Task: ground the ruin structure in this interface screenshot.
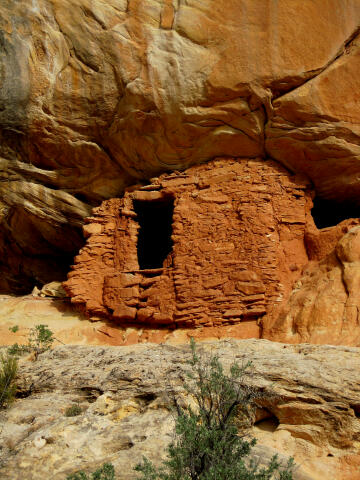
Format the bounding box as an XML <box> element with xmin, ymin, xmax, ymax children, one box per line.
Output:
<box><xmin>64</xmin><ymin>158</ymin><xmax>316</xmax><ymax>330</ymax></box>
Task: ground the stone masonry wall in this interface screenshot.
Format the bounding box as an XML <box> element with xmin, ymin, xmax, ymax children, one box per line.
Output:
<box><xmin>64</xmin><ymin>158</ymin><xmax>314</xmax><ymax>329</ymax></box>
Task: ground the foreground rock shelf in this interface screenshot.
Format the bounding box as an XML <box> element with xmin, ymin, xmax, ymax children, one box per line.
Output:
<box><xmin>0</xmin><ymin>294</ymin><xmax>261</xmax><ymax>346</ymax></box>
<box><xmin>1</xmin><ymin>340</ymin><xmax>360</xmax><ymax>480</ymax></box>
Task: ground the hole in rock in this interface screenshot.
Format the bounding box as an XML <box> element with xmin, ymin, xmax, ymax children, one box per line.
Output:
<box><xmin>80</xmin><ymin>386</ymin><xmax>103</xmax><ymax>403</ymax></box>
<box><xmin>135</xmin><ymin>392</ymin><xmax>157</xmax><ymax>406</ymax></box>
<box><xmin>351</xmin><ymin>404</ymin><xmax>360</xmax><ymax>418</ymax></box>
<box><xmin>73</xmin><ymin>193</ymin><xmax>90</xmax><ymax>204</ymax></box>
<box><xmin>254</xmin><ymin>416</ymin><xmax>280</xmax><ymax>433</ymax></box>
<box><xmin>311</xmin><ymin>197</ymin><xmax>360</xmax><ymax>229</ymax></box>
<box><xmin>133</xmin><ymin>197</ymin><xmax>174</xmax><ymax>270</ymax></box>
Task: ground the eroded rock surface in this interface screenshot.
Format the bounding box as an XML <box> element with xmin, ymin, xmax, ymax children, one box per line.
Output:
<box><xmin>1</xmin><ymin>341</ymin><xmax>360</xmax><ymax>480</ymax></box>
<box><xmin>266</xmin><ymin>32</ymin><xmax>360</xmax><ymax>204</ymax></box>
<box><xmin>266</xmin><ymin>225</ymin><xmax>360</xmax><ymax>345</ymax></box>
<box><xmin>1</xmin><ymin>0</ymin><xmax>360</xmax><ymax>291</ymax></box>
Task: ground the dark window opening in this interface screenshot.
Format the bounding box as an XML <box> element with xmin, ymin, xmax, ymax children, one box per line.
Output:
<box><xmin>311</xmin><ymin>197</ymin><xmax>360</xmax><ymax>229</ymax></box>
<box><xmin>133</xmin><ymin>197</ymin><xmax>174</xmax><ymax>270</ymax></box>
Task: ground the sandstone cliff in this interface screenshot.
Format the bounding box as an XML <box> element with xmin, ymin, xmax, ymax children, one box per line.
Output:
<box><xmin>2</xmin><ymin>4</ymin><xmax>360</xmax><ymax>479</ymax></box>
<box><xmin>1</xmin><ymin>0</ymin><xmax>360</xmax><ymax>294</ymax></box>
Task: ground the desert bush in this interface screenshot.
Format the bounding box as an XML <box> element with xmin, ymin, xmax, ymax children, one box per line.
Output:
<box><xmin>0</xmin><ymin>352</ymin><xmax>18</xmax><ymax>409</ymax></box>
<box><xmin>66</xmin><ymin>462</ymin><xmax>115</xmax><ymax>480</ymax></box>
<box><xmin>28</xmin><ymin>324</ymin><xmax>55</xmax><ymax>354</ymax></box>
<box><xmin>135</xmin><ymin>339</ymin><xmax>294</xmax><ymax>480</ymax></box>
<box><xmin>65</xmin><ymin>404</ymin><xmax>82</xmax><ymax>417</ymax></box>
<box><xmin>8</xmin><ymin>324</ymin><xmax>55</xmax><ymax>358</ymax></box>
<box><xmin>65</xmin><ymin>341</ymin><xmax>293</xmax><ymax>480</ymax></box>
<box><xmin>7</xmin><ymin>342</ymin><xmax>29</xmax><ymax>356</ymax></box>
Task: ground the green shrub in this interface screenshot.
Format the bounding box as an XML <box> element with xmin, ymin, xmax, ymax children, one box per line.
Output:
<box><xmin>135</xmin><ymin>339</ymin><xmax>294</xmax><ymax>480</ymax></box>
<box><xmin>66</xmin><ymin>463</ymin><xmax>115</xmax><ymax>480</ymax></box>
<box><xmin>8</xmin><ymin>324</ymin><xmax>55</xmax><ymax>358</ymax></box>
<box><xmin>65</xmin><ymin>404</ymin><xmax>82</xmax><ymax>417</ymax></box>
<box><xmin>0</xmin><ymin>352</ymin><xmax>18</xmax><ymax>409</ymax></box>
<box><xmin>7</xmin><ymin>343</ymin><xmax>29</xmax><ymax>356</ymax></box>
<box><xmin>28</xmin><ymin>324</ymin><xmax>55</xmax><ymax>354</ymax></box>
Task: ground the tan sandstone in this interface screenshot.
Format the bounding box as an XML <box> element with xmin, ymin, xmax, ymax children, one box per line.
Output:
<box><xmin>1</xmin><ymin>340</ymin><xmax>360</xmax><ymax>480</ymax></box>
<box><xmin>265</xmin><ymin>226</ymin><xmax>360</xmax><ymax>346</ymax></box>
<box><xmin>267</xmin><ymin>31</ymin><xmax>360</xmax><ymax>204</ymax></box>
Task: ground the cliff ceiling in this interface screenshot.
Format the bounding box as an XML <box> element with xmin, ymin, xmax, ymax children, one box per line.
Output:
<box><xmin>0</xmin><ymin>1</ymin><xmax>360</xmax><ymax>329</ymax></box>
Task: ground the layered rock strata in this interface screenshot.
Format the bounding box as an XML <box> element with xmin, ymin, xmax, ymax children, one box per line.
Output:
<box><xmin>1</xmin><ymin>0</ymin><xmax>360</xmax><ymax>291</ymax></box>
<box><xmin>266</xmin><ymin>32</ymin><xmax>360</xmax><ymax>204</ymax></box>
<box><xmin>1</xmin><ymin>341</ymin><xmax>360</xmax><ymax>480</ymax></box>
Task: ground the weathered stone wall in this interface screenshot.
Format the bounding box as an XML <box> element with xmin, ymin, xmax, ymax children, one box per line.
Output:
<box><xmin>64</xmin><ymin>158</ymin><xmax>314</xmax><ymax>329</ymax></box>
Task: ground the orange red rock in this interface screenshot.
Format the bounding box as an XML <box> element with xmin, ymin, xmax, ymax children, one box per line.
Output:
<box><xmin>266</xmin><ymin>225</ymin><xmax>360</xmax><ymax>346</ymax></box>
<box><xmin>65</xmin><ymin>154</ymin><xmax>360</xmax><ymax>344</ymax></box>
<box><xmin>267</xmin><ymin>32</ymin><xmax>360</xmax><ymax>204</ymax></box>
<box><xmin>64</xmin><ymin>158</ymin><xmax>314</xmax><ymax>329</ymax></box>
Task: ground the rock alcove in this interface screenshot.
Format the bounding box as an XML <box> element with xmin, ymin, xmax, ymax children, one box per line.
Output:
<box><xmin>311</xmin><ymin>197</ymin><xmax>360</xmax><ymax>229</ymax></box>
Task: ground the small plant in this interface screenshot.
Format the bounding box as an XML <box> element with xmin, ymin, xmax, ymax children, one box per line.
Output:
<box><xmin>0</xmin><ymin>352</ymin><xmax>18</xmax><ymax>409</ymax></box>
<box><xmin>66</xmin><ymin>463</ymin><xmax>115</xmax><ymax>480</ymax></box>
<box><xmin>65</xmin><ymin>404</ymin><xmax>83</xmax><ymax>417</ymax></box>
<box><xmin>28</xmin><ymin>324</ymin><xmax>55</xmax><ymax>354</ymax></box>
<box><xmin>8</xmin><ymin>324</ymin><xmax>55</xmax><ymax>359</ymax></box>
<box><xmin>135</xmin><ymin>339</ymin><xmax>294</xmax><ymax>480</ymax></box>
<box><xmin>7</xmin><ymin>343</ymin><xmax>29</xmax><ymax>356</ymax></box>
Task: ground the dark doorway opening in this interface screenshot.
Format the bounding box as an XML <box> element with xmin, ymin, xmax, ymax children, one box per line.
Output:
<box><xmin>311</xmin><ymin>197</ymin><xmax>360</xmax><ymax>229</ymax></box>
<box><xmin>133</xmin><ymin>197</ymin><xmax>174</xmax><ymax>270</ymax></box>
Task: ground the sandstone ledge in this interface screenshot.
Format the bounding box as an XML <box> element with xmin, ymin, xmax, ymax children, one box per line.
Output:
<box><xmin>1</xmin><ymin>340</ymin><xmax>360</xmax><ymax>480</ymax></box>
<box><xmin>0</xmin><ymin>294</ymin><xmax>260</xmax><ymax>347</ymax></box>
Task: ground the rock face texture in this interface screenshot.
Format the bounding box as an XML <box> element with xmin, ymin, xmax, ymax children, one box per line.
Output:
<box><xmin>64</xmin><ymin>158</ymin><xmax>314</xmax><ymax>329</ymax></box>
<box><xmin>1</xmin><ymin>0</ymin><xmax>360</xmax><ymax>292</ymax></box>
<box><xmin>266</xmin><ymin>31</ymin><xmax>360</xmax><ymax>204</ymax></box>
<box><xmin>1</xmin><ymin>341</ymin><xmax>360</xmax><ymax>480</ymax></box>
<box><xmin>267</xmin><ymin>225</ymin><xmax>360</xmax><ymax>346</ymax></box>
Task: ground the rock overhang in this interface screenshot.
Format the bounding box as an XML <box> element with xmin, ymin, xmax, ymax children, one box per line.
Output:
<box><xmin>0</xmin><ymin>1</ymin><xmax>359</xmax><ymax>345</ymax></box>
